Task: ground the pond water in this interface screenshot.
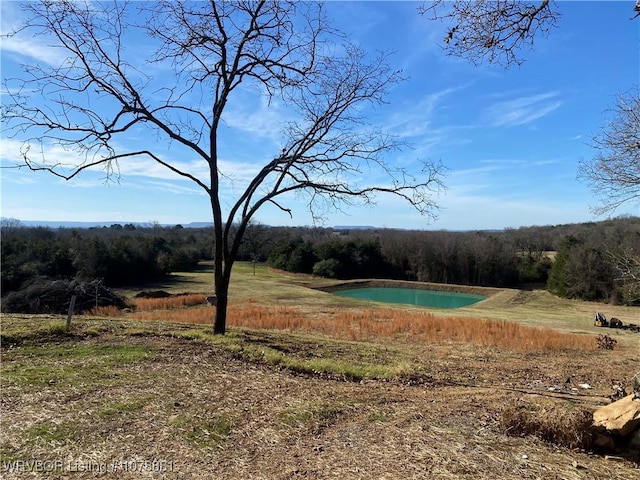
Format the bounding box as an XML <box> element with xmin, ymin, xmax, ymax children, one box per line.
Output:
<box><xmin>334</xmin><ymin>287</ymin><xmax>485</xmax><ymax>309</ymax></box>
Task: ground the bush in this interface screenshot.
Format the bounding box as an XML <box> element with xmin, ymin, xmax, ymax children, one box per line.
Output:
<box><xmin>267</xmin><ymin>239</ymin><xmax>316</xmax><ymax>273</ymax></box>
<box><xmin>312</xmin><ymin>258</ymin><xmax>342</xmax><ymax>278</ymax></box>
<box><xmin>168</xmin><ymin>246</ymin><xmax>201</xmax><ymax>271</ymax></box>
<box><xmin>595</xmin><ymin>334</ymin><xmax>617</xmax><ymax>350</ymax></box>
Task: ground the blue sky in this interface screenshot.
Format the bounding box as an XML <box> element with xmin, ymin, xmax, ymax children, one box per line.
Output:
<box><xmin>1</xmin><ymin>1</ymin><xmax>639</xmax><ymax>230</ymax></box>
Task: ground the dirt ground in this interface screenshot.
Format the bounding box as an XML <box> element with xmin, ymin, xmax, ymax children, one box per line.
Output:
<box><xmin>2</xmin><ymin>322</ymin><xmax>639</xmax><ymax>480</ymax></box>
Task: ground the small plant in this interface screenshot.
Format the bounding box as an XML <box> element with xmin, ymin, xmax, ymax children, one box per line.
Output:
<box><xmin>25</xmin><ymin>421</ymin><xmax>79</xmax><ymax>446</ymax></box>
<box><xmin>277</xmin><ymin>403</ymin><xmax>341</xmax><ymax>428</ymax></box>
<box><xmin>369</xmin><ymin>411</ymin><xmax>391</xmax><ymax>423</ymax></box>
<box><xmin>595</xmin><ymin>334</ymin><xmax>617</xmax><ymax>350</ymax></box>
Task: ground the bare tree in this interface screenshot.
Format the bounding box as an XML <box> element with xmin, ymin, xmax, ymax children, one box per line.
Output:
<box><xmin>580</xmin><ymin>90</ymin><xmax>640</xmax><ymax>302</ymax></box>
<box><xmin>0</xmin><ymin>218</ymin><xmax>23</xmax><ymax>239</ymax></box>
<box><xmin>608</xmin><ymin>246</ymin><xmax>640</xmax><ymax>305</ymax></box>
<box><xmin>2</xmin><ymin>1</ymin><xmax>444</xmax><ymax>334</ymax></box>
<box><xmin>578</xmin><ymin>89</ymin><xmax>640</xmax><ymax>216</ymax></box>
<box><xmin>419</xmin><ymin>0</ymin><xmax>560</xmax><ymax>68</ymax></box>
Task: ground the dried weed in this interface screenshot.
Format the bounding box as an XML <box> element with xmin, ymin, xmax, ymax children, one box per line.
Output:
<box><xmin>129</xmin><ymin>305</ymin><xmax>595</xmax><ymax>352</ymax></box>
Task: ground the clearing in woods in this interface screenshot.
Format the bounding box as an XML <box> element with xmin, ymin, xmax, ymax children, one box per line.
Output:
<box><xmin>1</xmin><ymin>262</ymin><xmax>639</xmax><ymax>479</ymax></box>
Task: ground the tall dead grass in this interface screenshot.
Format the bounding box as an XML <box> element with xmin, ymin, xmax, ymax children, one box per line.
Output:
<box><xmin>132</xmin><ymin>294</ymin><xmax>208</xmax><ymax>311</ymax></box>
<box><xmin>85</xmin><ymin>305</ymin><xmax>124</xmax><ymax>317</ymax></box>
<box><xmin>84</xmin><ymin>294</ymin><xmax>207</xmax><ymax>317</ymax></box>
<box><xmin>129</xmin><ymin>304</ymin><xmax>596</xmax><ymax>352</ymax></box>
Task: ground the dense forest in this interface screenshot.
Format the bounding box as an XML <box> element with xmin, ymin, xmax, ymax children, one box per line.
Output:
<box><xmin>1</xmin><ymin>216</ymin><xmax>639</xmax><ymax>313</ymax></box>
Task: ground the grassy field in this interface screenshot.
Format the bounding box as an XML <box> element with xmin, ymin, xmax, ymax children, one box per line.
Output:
<box><xmin>2</xmin><ymin>262</ymin><xmax>639</xmax><ymax>479</ymax></box>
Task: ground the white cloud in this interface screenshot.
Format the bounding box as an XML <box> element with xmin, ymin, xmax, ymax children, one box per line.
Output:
<box><xmin>223</xmin><ymin>90</ymin><xmax>289</xmax><ymax>144</ymax></box>
<box><xmin>436</xmin><ymin>194</ymin><xmax>590</xmax><ymax>230</ymax></box>
<box><xmin>0</xmin><ymin>138</ymin><xmax>27</xmax><ymax>165</ymax></box>
<box><xmin>1</xmin><ymin>35</ymin><xmax>68</xmax><ymax>67</ymax></box>
<box><xmin>388</xmin><ymin>87</ymin><xmax>462</xmax><ymax>138</ymax></box>
<box><xmin>4</xmin><ymin>136</ymin><xmax>205</xmax><ymax>179</ymax></box>
<box><xmin>483</xmin><ymin>92</ymin><xmax>563</xmax><ymax>127</ymax></box>
<box><xmin>0</xmin><ymin>171</ymin><xmax>38</xmax><ymax>186</ymax></box>
<box><xmin>142</xmin><ymin>179</ymin><xmax>201</xmax><ymax>194</ymax></box>
<box><xmin>0</xmin><ymin>2</ymin><xmax>68</xmax><ymax>67</ymax></box>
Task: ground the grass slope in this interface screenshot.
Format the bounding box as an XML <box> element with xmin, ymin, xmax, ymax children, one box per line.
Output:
<box><xmin>2</xmin><ymin>262</ymin><xmax>639</xmax><ymax>479</ymax></box>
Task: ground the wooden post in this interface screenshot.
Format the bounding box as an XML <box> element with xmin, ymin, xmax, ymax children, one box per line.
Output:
<box><xmin>66</xmin><ymin>295</ymin><xmax>77</xmax><ymax>331</ymax></box>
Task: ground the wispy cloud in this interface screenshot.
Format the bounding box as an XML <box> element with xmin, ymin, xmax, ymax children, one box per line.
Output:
<box><xmin>223</xmin><ymin>88</ymin><xmax>289</xmax><ymax>144</ymax></box>
<box><xmin>384</xmin><ymin>86</ymin><xmax>476</xmax><ymax>159</ymax></box>
<box><xmin>433</xmin><ymin>190</ymin><xmax>593</xmax><ymax>230</ymax></box>
<box><xmin>0</xmin><ymin>170</ymin><xmax>38</xmax><ymax>186</ymax></box>
<box><xmin>1</xmin><ymin>132</ymin><xmax>272</xmax><ymax>197</ymax></box>
<box><xmin>446</xmin><ymin>156</ymin><xmax>563</xmax><ymax>199</ymax></box>
<box><xmin>483</xmin><ymin>92</ymin><xmax>563</xmax><ymax>127</ymax></box>
<box><xmin>1</xmin><ymin>35</ymin><xmax>68</xmax><ymax>67</ymax></box>
<box><xmin>478</xmin><ymin>157</ymin><xmax>558</xmax><ymax>169</ymax></box>
<box><xmin>135</xmin><ymin>180</ymin><xmax>204</xmax><ymax>196</ymax></box>
<box><xmin>0</xmin><ymin>2</ymin><xmax>67</xmax><ymax>67</ymax></box>
<box><xmin>388</xmin><ymin>87</ymin><xmax>461</xmax><ymax>137</ymax></box>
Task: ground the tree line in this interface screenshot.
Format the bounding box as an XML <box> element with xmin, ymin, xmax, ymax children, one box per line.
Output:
<box><xmin>3</xmin><ymin>216</ymin><xmax>638</xmax><ymax>312</ymax></box>
<box><xmin>264</xmin><ymin>216</ymin><xmax>639</xmax><ymax>306</ymax></box>
<box><xmin>0</xmin><ymin>223</ymin><xmax>213</xmax><ymax>293</ymax></box>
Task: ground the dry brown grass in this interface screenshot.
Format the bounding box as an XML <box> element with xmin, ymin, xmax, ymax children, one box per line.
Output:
<box><xmin>127</xmin><ymin>304</ymin><xmax>596</xmax><ymax>352</ymax></box>
<box><xmin>499</xmin><ymin>399</ymin><xmax>596</xmax><ymax>450</ymax></box>
<box><xmin>131</xmin><ymin>293</ymin><xmax>207</xmax><ymax>311</ymax></box>
<box><xmin>85</xmin><ymin>305</ymin><xmax>123</xmax><ymax>317</ymax></box>
<box><xmin>85</xmin><ymin>294</ymin><xmax>207</xmax><ymax>317</ymax></box>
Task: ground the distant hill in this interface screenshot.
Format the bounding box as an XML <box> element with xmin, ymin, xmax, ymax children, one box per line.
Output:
<box><xmin>333</xmin><ymin>225</ymin><xmax>377</xmax><ymax>230</ymax></box>
<box><xmin>2</xmin><ymin>219</ymin><xmax>378</xmax><ymax>230</ymax></box>
<box><xmin>0</xmin><ymin>218</ymin><xmax>213</xmax><ymax>229</ymax></box>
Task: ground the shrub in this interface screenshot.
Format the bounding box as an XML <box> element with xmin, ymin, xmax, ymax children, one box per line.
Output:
<box><xmin>595</xmin><ymin>334</ymin><xmax>617</xmax><ymax>350</ymax></box>
<box><xmin>85</xmin><ymin>305</ymin><xmax>124</xmax><ymax>317</ymax></box>
<box><xmin>131</xmin><ymin>294</ymin><xmax>207</xmax><ymax>311</ymax></box>
<box><xmin>312</xmin><ymin>258</ymin><xmax>342</xmax><ymax>278</ymax></box>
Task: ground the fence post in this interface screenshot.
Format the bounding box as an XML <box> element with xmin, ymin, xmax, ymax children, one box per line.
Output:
<box><xmin>66</xmin><ymin>295</ymin><xmax>77</xmax><ymax>331</ymax></box>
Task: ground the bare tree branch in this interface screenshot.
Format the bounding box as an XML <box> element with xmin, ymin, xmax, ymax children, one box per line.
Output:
<box><xmin>420</xmin><ymin>0</ymin><xmax>560</xmax><ymax>68</ymax></box>
<box><xmin>578</xmin><ymin>88</ymin><xmax>640</xmax><ymax>215</ymax></box>
<box><xmin>608</xmin><ymin>246</ymin><xmax>640</xmax><ymax>304</ymax></box>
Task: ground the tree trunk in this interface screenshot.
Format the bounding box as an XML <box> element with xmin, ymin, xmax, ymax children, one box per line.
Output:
<box><xmin>213</xmin><ymin>287</ymin><xmax>228</xmax><ymax>335</ymax></box>
<box><xmin>213</xmin><ymin>259</ymin><xmax>232</xmax><ymax>335</ymax></box>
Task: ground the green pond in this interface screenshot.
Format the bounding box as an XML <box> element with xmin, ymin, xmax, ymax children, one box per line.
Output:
<box><xmin>334</xmin><ymin>287</ymin><xmax>486</xmax><ymax>309</ymax></box>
